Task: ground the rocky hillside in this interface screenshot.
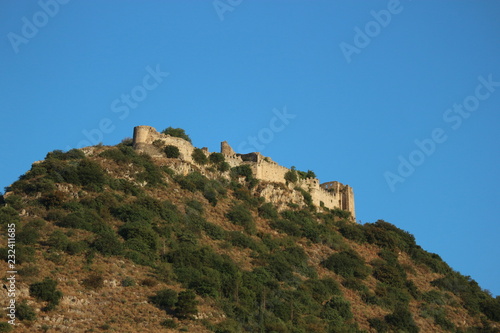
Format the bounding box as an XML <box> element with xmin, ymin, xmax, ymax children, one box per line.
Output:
<box><xmin>0</xmin><ymin>139</ymin><xmax>499</xmax><ymax>333</ymax></box>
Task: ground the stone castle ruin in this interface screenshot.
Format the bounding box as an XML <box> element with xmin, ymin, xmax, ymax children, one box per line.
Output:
<box><xmin>133</xmin><ymin>125</ymin><xmax>355</xmax><ymax>220</ymax></box>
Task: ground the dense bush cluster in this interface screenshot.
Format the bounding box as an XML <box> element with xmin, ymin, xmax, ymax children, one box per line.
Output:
<box><xmin>322</xmin><ymin>249</ymin><xmax>370</xmax><ymax>280</ymax></box>
<box><xmin>161</xmin><ymin>127</ymin><xmax>192</xmax><ymax>143</ymax></box>
<box><xmin>226</xmin><ymin>204</ymin><xmax>256</xmax><ymax>234</ymax></box>
<box><xmin>192</xmin><ymin>148</ymin><xmax>208</xmax><ymax>165</ymax></box>
<box><xmin>284</xmin><ymin>167</ymin><xmax>316</xmax><ymax>183</ymax></box>
<box><xmin>164</xmin><ymin>145</ymin><xmax>180</xmax><ymax>158</ymax></box>
<box><xmin>29</xmin><ymin>278</ymin><xmax>63</xmax><ymax>311</ymax></box>
<box><xmin>176</xmin><ymin>172</ymin><xmax>226</xmax><ymax>206</ymax></box>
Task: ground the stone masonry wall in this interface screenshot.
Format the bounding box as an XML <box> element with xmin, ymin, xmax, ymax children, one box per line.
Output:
<box><xmin>133</xmin><ymin>125</ymin><xmax>195</xmax><ymax>163</ymax></box>
<box><xmin>133</xmin><ymin>125</ymin><xmax>356</xmax><ymax>220</ymax></box>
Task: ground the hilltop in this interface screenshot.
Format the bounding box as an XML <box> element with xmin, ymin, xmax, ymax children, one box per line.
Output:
<box><xmin>0</xmin><ymin>126</ymin><xmax>499</xmax><ymax>333</ymax></box>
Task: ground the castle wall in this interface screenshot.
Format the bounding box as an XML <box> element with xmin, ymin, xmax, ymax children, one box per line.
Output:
<box><xmin>221</xmin><ymin>141</ymin><xmax>243</xmax><ymax>167</ymax></box>
<box><xmin>133</xmin><ymin>125</ymin><xmax>195</xmax><ymax>163</ymax></box>
<box><xmin>254</xmin><ymin>160</ymin><xmax>289</xmax><ymax>183</ymax></box>
<box><xmin>133</xmin><ymin>125</ymin><xmax>355</xmax><ymax>220</ymax></box>
<box><xmin>320</xmin><ymin>181</ymin><xmax>356</xmax><ymax>220</ymax></box>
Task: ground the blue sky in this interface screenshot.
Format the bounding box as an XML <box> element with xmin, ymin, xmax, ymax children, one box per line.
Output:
<box><xmin>1</xmin><ymin>1</ymin><xmax>499</xmax><ymax>295</ymax></box>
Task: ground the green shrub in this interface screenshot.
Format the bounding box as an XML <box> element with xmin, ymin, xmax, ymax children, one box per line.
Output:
<box><xmin>188</xmin><ymin>271</ymin><xmax>221</xmax><ymax>298</ymax></box>
<box><xmin>29</xmin><ymin>278</ymin><xmax>63</xmax><ymax>310</ymax></box>
<box><xmin>4</xmin><ymin>194</ymin><xmax>24</xmax><ymax>210</ymax></box>
<box><xmin>258</xmin><ymin>202</ymin><xmax>278</xmax><ymax>219</ymax></box>
<box><xmin>409</xmin><ymin>246</ymin><xmax>450</xmax><ymax>274</ymax></box>
<box><xmin>0</xmin><ymin>206</ymin><xmax>20</xmax><ymax>226</ymax></box>
<box><xmin>265</xmin><ymin>246</ymin><xmax>315</xmax><ymax>282</ymax></box>
<box><xmin>66</xmin><ymin>241</ymin><xmax>88</xmax><ymax>255</ymax></box>
<box><xmin>384</xmin><ymin>307</ymin><xmax>419</xmax><ymax>333</ymax></box>
<box><xmin>331</xmin><ymin>208</ymin><xmax>351</xmax><ymax>219</ymax></box>
<box><xmin>186</xmin><ymin>200</ymin><xmax>204</xmax><ymax>215</ymax></box>
<box><xmin>1</xmin><ymin>245</ymin><xmax>35</xmax><ymax>264</ymax></box>
<box><xmin>161</xmin><ymin>127</ymin><xmax>192</xmax><ymax>143</ymax></box>
<box><xmin>227</xmin><ymin>231</ymin><xmax>259</xmax><ymax>250</ymax></box>
<box><xmin>16</xmin><ymin>300</ymin><xmax>36</xmax><ymax>321</ymax></box>
<box><xmin>25</xmin><ymin>218</ymin><xmax>46</xmax><ymax>229</ymax></box>
<box><xmin>164</xmin><ymin>145</ymin><xmax>180</xmax><ymax>158</ymax></box>
<box><xmin>301</xmin><ymin>278</ymin><xmax>341</xmax><ymax>303</ymax></box>
<box><xmin>18</xmin><ymin>225</ymin><xmax>40</xmax><ymax>245</ymax></box>
<box><xmin>480</xmin><ymin>297</ymin><xmax>500</xmax><ymax>322</ymax></box>
<box><xmin>119</xmin><ymin>137</ymin><xmax>133</xmax><ymax>146</ymax></box>
<box><xmin>121</xmin><ymin>277</ymin><xmax>136</xmax><ymax>287</ymax></box>
<box><xmin>46</xmin><ymin>149</ymin><xmax>86</xmax><ymax>160</ymax></box>
<box><xmin>46</xmin><ymin>230</ymin><xmax>69</xmax><ymax>251</ymax></box>
<box><xmin>230</xmin><ymin>165</ymin><xmax>253</xmax><ymax>182</ymax></box>
<box><xmin>421</xmin><ymin>290</ymin><xmax>448</xmax><ymax>305</ymax></box>
<box><xmin>420</xmin><ymin>304</ymin><xmax>455</xmax><ymax>331</ymax></box>
<box><xmin>271</xmin><ymin>209</ymin><xmax>325</xmax><ymax>242</ymax></box>
<box><xmin>18</xmin><ymin>265</ymin><xmax>40</xmax><ymax>278</ymax></box>
<box><xmin>337</xmin><ymin>220</ymin><xmax>366</xmax><ymax>243</ymax></box>
<box><xmin>76</xmin><ymin>160</ymin><xmax>107</xmax><ymax>190</ymax></box>
<box><xmin>135</xmin><ymin>157</ymin><xmax>165</xmax><ymax>187</ymax></box>
<box><xmin>175</xmin><ymin>290</ymin><xmax>198</xmax><ymax>319</ymax></box>
<box><xmin>160</xmin><ymin>319</ymin><xmax>177</xmax><ymax>328</ymax></box>
<box><xmin>99</xmin><ymin>146</ymin><xmax>138</xmax><ymax>164</ymax></box>
<box><xmin>322</xmin><ymin>249</ymin><xmax>370</xmax><ymax>279</ymax></box>
<box><xmin>176</xmin><ymin>172</ymin><xmax>209</xmax><ymax>192</ymax></box>
<box><xmin>342</xmin><ymin>277</ymin><xmax>369</xmax><ymax>293</ymax></box>
<box><xmin>297</xmin><ymin>169</ymin><xmax>316</xmax><ymax>179</ymax></box>
<box><xmin>204</xmin><ymin>185</ymin><xmax>218</xmax><ymax>206</ymax></box>
<box><xmin>226</xmin><ymin>204</ymin><xmax>256</xmax><ymax>234</ymax></box>
<box><xmin>218</xmin><ymin>161</ymin><xmax>230</xmax><ymax>172</ymax></box>
<box><xmin>119</xmin><ymin>223</ymin><xmax>158</xmax><ymax>251</ymax></box>
<box><xmin>192</xmin><ymin>148</ymin><xmax>208</xmax><ymax>165</ymax></box>
<box><xmin>201</xmin><ymin>221</ymin><xmax>226</xmax><ymax>240</ymax></box>
<box><xmin>150</xmin><ymin>288</ymin><xmax>178</xmax><ymax>310</ymax></box>
<box><xmin>364</xmin><ymin>220</ymin><xmax>416</xmax><ymax>252</ymax></box>
<box><xmin>430</xmin><ymin>272</ymin><xmax>488</xmax><ymax>316</ymax></box>
<box><xmin>209</xmin><ymin>152</ymin><xmax>225</xmax><ymax>164</ymax></box>
<box><xmin>92</xmin><ymin>231</ymin><xmax>123</xmax><ymax>256</ymax></box>
<box><xmin>0</xmin><ymin>322</ymin><xmax>13</xmax><ymax>333</ymax></box>
<box><xmin>375</xmin><ymin>283</ymin><xmax>411</xmax><ymax>310</ymax></box>
<box><xmin>154</xmin><ymin>263</ymin><xmax>175</xmax><ymax>284</ymax></box>
<box><xmin>368</xmin><ymin>318</ymin><xmax>389</xmax><ymax>333</ymax></box>
<box><xmin>39</xmin><ymin>190</ymin><xmax>68</xmax><ymax>209</ymax></box>
<box><xmin>284</xmin><ymin>169</ymin><xmax>298</xmax><ymax>183</ymax></box>
<box><xmin>372</xmin><ymin>259</ymin><xmax>407</xmax><ymax>289</ymax></box>
<box><xmin>295</xmin><ymin>187</ymin><xmax>314</xmax><ymax>209</ymax></box>
<box><xmin>321</xmin><ymin>295</ymin><xmax>353</xmax><ymax>321</ymax></box>
<box><xmin>232</xmin><ymin>186</ymin><xmax>260</xmax><ymax>207</ymax></box>
<box><xmin>10</xmin><ymin>176</ymin><xmax>56</xmax><ymax>195</ymax></box>
<box><xmin>270</xmin><ymin>219</ymin><xmax>302</xmax><ymax>237</ymax></box>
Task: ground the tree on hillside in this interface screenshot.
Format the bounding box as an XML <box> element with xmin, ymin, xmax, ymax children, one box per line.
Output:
<box><xmin>175</xmin><ymin>290</ymin><xmax>198</xmax><ymax>319</ymax></box>
<box><xmin>161</xmin><ymin>127</ymin><xmax>192</xmax><ymax>143</ymax></box>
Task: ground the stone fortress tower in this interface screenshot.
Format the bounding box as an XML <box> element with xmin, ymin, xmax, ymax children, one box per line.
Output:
<box><xmin>133</xmin><ymin>125</ymin><xmax>355</xmax><ymax>220</ymax></box>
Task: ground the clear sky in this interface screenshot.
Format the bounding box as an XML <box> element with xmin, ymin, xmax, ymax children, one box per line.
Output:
<box><xmin>1</xmin><ymin>1</ymin><xmax>499</xmax><ymax>295</ymax></box>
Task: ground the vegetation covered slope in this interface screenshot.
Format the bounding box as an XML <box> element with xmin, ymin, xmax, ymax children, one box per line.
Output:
<box><xmin>0</xmin><ymin>140</ymin><xmax>499</xmax><ymax>332</ymax></box>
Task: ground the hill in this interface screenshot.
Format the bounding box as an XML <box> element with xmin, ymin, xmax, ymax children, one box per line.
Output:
<box><xmin>0</xmin><ymin>128</ymin><xmax>499</xmax><ymax>333</ymax></box>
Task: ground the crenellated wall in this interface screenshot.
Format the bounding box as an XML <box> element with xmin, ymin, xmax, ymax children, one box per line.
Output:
<box><xmin>133</xmin><ymin>125</ymin><xmax>356</xmax><ymax>220</ymax></box>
